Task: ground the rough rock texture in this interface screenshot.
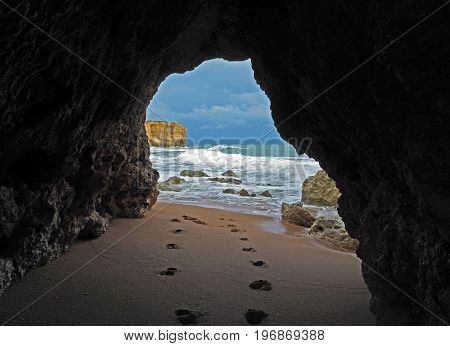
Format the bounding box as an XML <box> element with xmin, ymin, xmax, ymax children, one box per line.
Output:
<box><xmin>78</xmin><ymin>211</ymin><xmax>110</xmax><ymax>239</ymax></box>
<box><xmin>302</xmin><ymin>170</ymin><xmax>341</xmax><ymax>207</ymax></box>
<box><xmin>157</xmin><ymin>182</ymin><xmax>181</xmax><ymax>192</ymax></box>
<box><xmin>260</xmin><ymin>190</ymin><xmax>272</xmax><ymax>198</ymax></box>
<box><xmin>307</xmin><ymin>217</ymin><xmax>359</xmax><ymax>252</ymax></box>
<box><xmin>157</xmin><ymin>176</ymin><xmax>185</xmax><ymax>192</ymax></box>
<box><xmin>145</xmin><ymin>121</ymin><xmax>186</xmax><ymax>147</ymax></box>
<box><xmin>221</xmin><ymin>170</ymin><xmax>238</xmax><ymax>177</ymax></box>
<box><xmin>209</xmin><ymin>177</ymin><xmax>242</xmax><ymax>184</ymax></box>
<box><xmin>0</xmin><ymin>0</ymin><xmax>449</xmax><ymax>324</ymax></box>
<box><xmin>281</xmin><ymin>202</ymin><xmax>316</xmax><ymax>227</ymax></box>
<box><xmin>180</xmin><ymin>170</ymin><xmax>209</xmax><ymax>177</ymax></box>
<box><xmin>165</xmin><ymin>176</ymin><xmax>185</xmax><ymax>185</ymax></box>
<box><xmin>223</xmin><ymin>189</ymin><xmax>236</xmax><ymax>194</ymax></box>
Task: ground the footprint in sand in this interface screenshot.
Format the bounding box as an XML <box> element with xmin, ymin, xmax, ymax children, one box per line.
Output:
<box><xmin>193</xmin><ymin>219</ymin><xmax>207</xmax><ymax>225</ymax></box>
<box><xmin>240</xmin><ymin>237</ymin><xmax>248</xmax><ymax>241</ymax></box>
<box><xmin>159</xmin><ymin>268</ymin><xmax>178</xmax><ymax>276</ymax></box>
<box><xmin>171</xmin><ymin>218</ymin><xmax>181</xmax><ymax>222</ymax></box>
<box><xmin>251</xmin><ymin>260</ymin><xmax>266</xmax><ymax>267</ymax></box>
<box><xmin>227</xmin><ymin>224</ymin><xmax>236</xmax><ymax>227</ymax></box>
<box><xmin>230</xmin><ymin>228</ymin><xmax>240</xmax><ymax>233</ymax></box>
<box><xmin>244</xmin><ymin>309</ymin><xmax>268</xmax><ymax>325</ymax></box>
<box><xmin>182</xmin><ymin>215</ymin><xmax>207</xmax><ymax>225</ymax></box>
<box><xmin>174</xmin><ymin>309</ymin><xmax>201</xmax><ymax>325</ymax></box>
<box><xmin>166</xmin><ymin>243</ymin><xmax>180</xmax><ymax>249</ymax></box>
<box><xmin>171</xmin><ymin>229</ymin><xmax>185</xmax><ymax>234</ymax></box>
<box><xmin>249</xmin><ymin>280</ymin><xmax>272</xmax><ymax>291</ymax></box>
<box><xmin>242</xmin><ymin>247</ymin><xmax>256</xmax><ymax>252</ymax></box>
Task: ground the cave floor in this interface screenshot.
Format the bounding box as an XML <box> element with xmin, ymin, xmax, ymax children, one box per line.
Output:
<box><xmin>0</xmin><ymin>202</ymin><xmax>375</xmax><ymax>325</ymax></box>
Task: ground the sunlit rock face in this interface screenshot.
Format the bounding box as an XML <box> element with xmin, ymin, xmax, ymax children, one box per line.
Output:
<box><xmin>302</xmin><ymin>170</ymin><xmax>341</xmax><ymax>207</ymax></box>
<box><xmin>0</xmin><ymin>1</ymin><xmax>448</xmax><ymax>324</ymax></box>
<box><xmin>145</xmin><ymin>121</ymin><xmax>186</xmax><ymax>147</ymax></box>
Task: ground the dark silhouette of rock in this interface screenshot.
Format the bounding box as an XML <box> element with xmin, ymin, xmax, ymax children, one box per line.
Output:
<box><xmin>239</xmin><ymin>189</ymin><xmax>250</xmax><ymax>196</ymax></box>
<box><xmin>221</xmin><ymin>170</ymin><xmax>238</xmax><ymax>177</ymax></box>
<box><xmin>222</xmin><ymin>188</ymin><xmax>236</xmax><ymax>194</ymax></box>
<box><xmin>260</xmin><ymin>190</ymin><xmax>272</xmax><ymax>197</ymax></box>
<box><xmin>180</xmin><ymin>170</ymin><xmax>209</xmax><ymax>177</ymax></box>
<box><xmin>165</xmin><ymin>176</ymin><xmax>186</xmax><ymax>184</ymax></box>
<box><xmin>157</xmin><ymin>182</ymin><xmax>181</xmax><ymax>192</ymax></box>
<box><xmin>209</xmin><ymin>177</ymin><xmax>242</xmax><ymax>184</ymax></box>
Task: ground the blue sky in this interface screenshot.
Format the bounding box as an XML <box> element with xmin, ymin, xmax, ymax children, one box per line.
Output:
<box><xmin>146</xmin><ymin>59</ymin><xmax>282</xmax><ymax>144</ymax></box>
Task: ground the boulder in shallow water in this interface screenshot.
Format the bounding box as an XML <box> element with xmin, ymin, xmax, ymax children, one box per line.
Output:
<box><xmin>221</xmin><ymin>170</ymin><xmax>238</xmax><ymax>177</ymax></box>
<box><xmin>301</xmin><ymin>170</ymin><xmax>341</xmax><ymax>207</ymax></box>
<box><xmin>180</xmin><ymin>170</ymin><xmax>209</xmax><ymax>177</ymax></box>
<box><xmin>158</xmin><ymin>182</ymin><xmax>182</xmax><ymax>192</ymax></box>
<box><xmin>223</xmin><ymin>189</ymin><xmax>236</xmax><ymax>194</ymax></box>
<box><xmin>209</xmin><ymin>177</ymin><xmax>242</xmax><ymax>184</ymax></box>
<box><xmin>239</xmin><ymin>189</ymin><xmax>250</xmax><ymax>196</ymax></box>
<box><xmin>260</xmin><ymin>190</ymin><xmax>272</xmax><ymax>198</ymax></box>
<box><xmin>281</xmin><ymin>202</ymin><xmax>316</xmax><ymax>227</ymax></box>
<box><xmin>165</xmin><ymin>176</ymin><xmax>186</xmax><ymax>184</ymax></box>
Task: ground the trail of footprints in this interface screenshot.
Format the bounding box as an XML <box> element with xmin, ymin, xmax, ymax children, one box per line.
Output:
<box><xmin>162</xmin><ymin>215</ymin><xmax>269</xmax><ymax>325</ymax></box>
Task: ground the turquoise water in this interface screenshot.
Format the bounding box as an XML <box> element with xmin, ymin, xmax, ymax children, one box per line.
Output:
<box><xmin>150</xmin><ymin>142</ymin><xmax>321</xmax><ymax>217</ymax></box>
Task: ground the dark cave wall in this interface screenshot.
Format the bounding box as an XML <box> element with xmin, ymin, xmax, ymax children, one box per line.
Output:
<box><xmin>0</xmin><ymin>0</ymin><xmax>449</xmax><ymax>324</ymax></box>
<box><xmin>242</xmin><ymin>1</ymin><xmax>450</xmax><ymax>325</ymax></box>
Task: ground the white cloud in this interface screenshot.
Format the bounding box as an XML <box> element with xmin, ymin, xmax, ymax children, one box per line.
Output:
<box><xmin>229</xmin><ymin>92</ymin><xmax>263</xmax><ymax>105</ymax></box>
<box><xmin>200</xmin><ymin>123</ymin><xmax>228</xmax><ymax>130</ymax></box>
<box><xmin>147</xmin><ymin>98</ymin><xmax>269</xmax><ymax>133</ymax></box>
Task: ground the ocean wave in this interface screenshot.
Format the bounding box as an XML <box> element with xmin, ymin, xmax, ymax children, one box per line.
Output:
<box><xmin>207</xmin><ymin>144</ymin><xmax>242</xmax><ymax>151</ymax></box>
<box><xmin>149</xmin><ymin>145</ymin><xmax>321</xmax><ymax>217</ymax></box>
<box><xmin>178</xmin><ymin>147</ymin><xmax>301</xmax><ymax>169</ymax></box>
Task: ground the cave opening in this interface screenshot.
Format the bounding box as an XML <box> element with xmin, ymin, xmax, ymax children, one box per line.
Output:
<box><xmin>146</xmin><ymin>58</ymin><xmax>328</xmax><ymax>220</ymax></box>
<box><xmin>145</xmin><ymin>59</ymin><xmax>349</xmax><ymax>230</ymax></box>
<box><xmin>0</xmin><ymin>1</ymin><xmax>448</xmax><ymax>327</ymax></box>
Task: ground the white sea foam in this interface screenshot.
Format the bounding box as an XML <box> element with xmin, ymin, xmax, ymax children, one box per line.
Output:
<box><xmin>178</xmin><ymin>148</ymin><xmax>297</xmax><ymax>170</ymax></box>
<box><xmin>150</xmin><ymin>143</ymin><xmax>321</xmax><ymax>217</ymax></box>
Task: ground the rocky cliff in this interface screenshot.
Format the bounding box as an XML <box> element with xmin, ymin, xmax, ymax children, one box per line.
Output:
<box><xmin>302</xmin><ymin>170</ymin><xmax>341</xmax><ymax>207</ymax></box>
<box><xmin>145</xmin><ymin>121</ymin><xmax>186</xmax><ymax>147</ymax></box>
<box><xmin>0</xmin><ymin>0</ymin><xmax>449</xmax><ymax>325</ymax></box>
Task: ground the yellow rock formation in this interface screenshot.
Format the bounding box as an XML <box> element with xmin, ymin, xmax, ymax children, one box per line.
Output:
<box><xmin>145</xmin><ymin>121</ymin><xmax>187</xmax><ymax>147</ymax></box>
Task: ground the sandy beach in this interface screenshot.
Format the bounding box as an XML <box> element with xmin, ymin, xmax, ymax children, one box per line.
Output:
<box><xmin>0</xmin><ymin>202</ymin><xmax>374</xmax><ymax>325</ymax></box>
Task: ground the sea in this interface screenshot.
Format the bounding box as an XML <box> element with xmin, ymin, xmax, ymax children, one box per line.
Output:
<box><xmin>150</xmin><ymin>141</ymin><xmax>324</xmax><ymax>218</ymax></box>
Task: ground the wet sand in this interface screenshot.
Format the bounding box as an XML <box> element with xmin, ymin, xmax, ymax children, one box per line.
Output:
<box><xmin>0</xmin><ymin>202</ymin><xmax>375</xmax><ymax>325</ymax></box>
